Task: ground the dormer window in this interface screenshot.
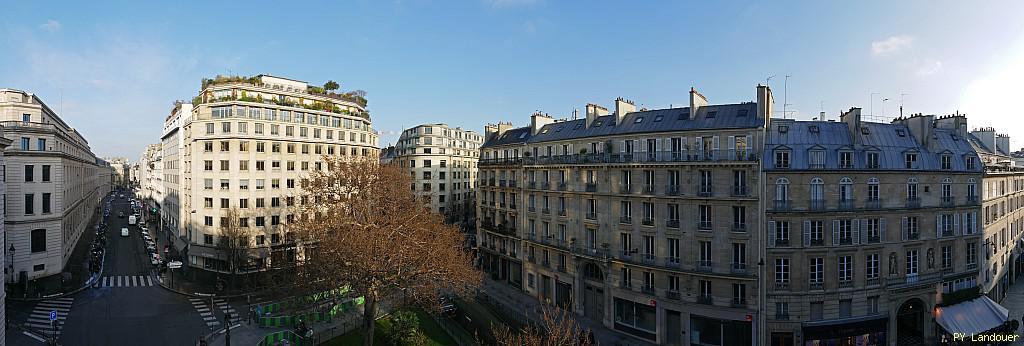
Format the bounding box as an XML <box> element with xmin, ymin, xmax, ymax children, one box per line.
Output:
<box><xmin>574</xmin><ymin>122</ymin><xmax>583</xmax><ymax>129</ymax></box>
<box><xmin>809</xmin><ymin>150</ymin><xmax>825</xmax><ymax>169</ymax></box>
<box><xmin>866</xmin><ymin>152</ymin><xmax>879</xmax><ymax>169</ymax></box>
<box><xmin>861</xmin><ymin>127</ymin><xmax>870</xmax><ymax>135</ymax></box>
<box><xmin>654</xmin><ymin>115</ymin><xmax>664</xmax><ymax>122</ymax></box>
<box><xmin>678</xmin><ymin>111</ymin><xmax>690</xmax><ymax>120</ymax></box>
<box><xmin>966</xmin><ymin>156</ymin><xmax>977</xmax><ymax>170</ymax></box>
<box><xmin>634</xmin><ymin>117</ymin><xmax>644</xmax><ymax>124</ymax></box>
<box><xmin>941</xmin><ymin>155</ymin><xmax>952</xmax><ymax>170</ymax></box>
<box><xmin>905</xmin><ymin>153</ymin><xmax>918</xmax><ymax>169</ymax></box>
<box><xmin>540</xmin><ymin>128</ymin><xmax>549</xmax><ymax>134</ymax></box>
<box><xmin>779</xmin><ymin>125</ymin><xmax>789</xmax><ymax>133</ymax></box>
<box><xmin>775</xmin><ymin>150</ymin><xmax>791</xmax><ymax>169</ymax></box>
<box><xmin>809</xmin><ymin>125</ymin><xmax>820</xmax><ymax>133</ymax></box>
<box><xmin>706</xmin><ymin>111</ymin><xmax>717</xmax><ymax>118</ymax></box>
<box><xmin>737</xmin><ymin>109</ymin><xmax>748</xmax><ymax>117</ymax></box>
<box><xmin>555</xmin><ymin>126</ymin><xmax>564</xmax><ymax>132</ymax></box>
<box><xmin>518</xmin><ymin>132</ymin><xmax>528</xmax><ymax>139</ymax></box>
<box><xmin>839</xmin><ymin>151</ymin><xmax>853</xmax><ymax>169</ymax></box>
<box><xmin>896</xmin><ymin>129</ymin><xmax>906</xmax><ymax>137</ymax></box>
<box><xmin>593</xmin><ymin>120</ymin><xmax>603</xmax><ymax>127</ymax></box>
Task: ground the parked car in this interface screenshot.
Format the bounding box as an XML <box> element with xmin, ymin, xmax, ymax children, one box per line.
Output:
<box><xmin>121</xmin><ymin>228</ymin><xmax>129</xmax><ymax>237</ymax></box>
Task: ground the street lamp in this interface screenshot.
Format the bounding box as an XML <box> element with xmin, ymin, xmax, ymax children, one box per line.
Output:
<box><xmin>224</xmin><ymin>312</ymin><xmax>232</xmax><ymax>346</ymax></box>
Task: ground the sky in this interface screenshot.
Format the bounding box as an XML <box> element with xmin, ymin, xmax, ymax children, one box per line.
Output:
<box><xmin>2</xmin><ymin>1</ymin><xmax>1024</xmax><ymax>159</ymax></box>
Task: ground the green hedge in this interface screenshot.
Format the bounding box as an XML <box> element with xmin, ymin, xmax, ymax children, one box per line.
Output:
<box><xmin>938</xmin><ymin>286</ymin><xmax>982</xmax><ymax>307</ymax></box>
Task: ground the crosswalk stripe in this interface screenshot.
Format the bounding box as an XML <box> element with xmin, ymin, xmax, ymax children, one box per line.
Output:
<box><xmin>133</xmin><ymin>276</ymin><xmax>139</xmax><ymax>286</ymax></box>
<box><xmin>103</xmin><ymin>277</ymin><xmax>109</xmax><ymax>287</ymax></box>
<box><xmin>206</xmin><ymin>321</ymin><xmax>220</xmax><ymax>326</ymax></box>
<box><xmin>55</xmin><ymin>297</ymin><xmax>73</xmax><ymax>302</ymax></box>
<box><xmin>147</xmin><ymin>276</ymin><xmax>153</xmax><ymax>286</ymax></box>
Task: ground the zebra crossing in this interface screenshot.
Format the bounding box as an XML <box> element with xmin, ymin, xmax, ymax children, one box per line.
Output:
<box><xmin>190</xmin><ymin>297</ymin><xmax>242</xmax><ymax>328</ymax></box>
<box><xmin>94</xmin><ymin>275</ymin><xmax>154</xmax><ymax>288</ymax></box>
<box><xmin>24</xmin><ymin>297</ymin><xmax>73</xmax><ymax>337</ymax></box>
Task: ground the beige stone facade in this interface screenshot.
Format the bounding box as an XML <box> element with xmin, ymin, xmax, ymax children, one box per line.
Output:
<box><xmin>478</xmin><ymin>86</ymin><xmax>772</xmax><ymax>345</ymax></box>
<box><xmin>180</xmin><ymin>75</ymin><xmax>378</xmax><ymax>273</ymax></box>
<box><xmin>395</xmin><ymin>124</ymin><xmax>482</xmax><ymax>229</ymax></box>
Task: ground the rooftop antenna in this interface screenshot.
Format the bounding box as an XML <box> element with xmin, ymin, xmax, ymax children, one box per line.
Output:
<box><xmin>869</xmin><ymin>92</ymin><xmax>880</xmax><ymax>118</ymax></box>
<box><xmin>899</xmin><ymin>92</ymin><xmax>910</xmax><ymax>118</ymax></box>
<box><xmin>783</xmin><ymin>75</ymin><xmax>791</xmax><ymax>119</ymax></box>
<box><xmin>765</xmin><ymin>75</ymin><xmax>776</xmax><ymax>87</ymax></box>
<box><xmin>882</xmin><ymin>98</ymin><xmax>890</xmax><ymax>120</ymax></box>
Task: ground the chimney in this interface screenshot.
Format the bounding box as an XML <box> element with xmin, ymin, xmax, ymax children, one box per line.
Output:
<box><xmin>585</xmin><ymin>103</ymin><xmax>609</xmax><ymax>128</ymax></box>
<box><xmin>530</xmin><ymin>112</ymin><xmax>554</xmax><ymax>135</ymax></box>
<box><xmin>756</xmin><ymin>85</ymin><xmax>773</xmax><ymax>128</ymax></box>
<box><xmin>895</xmin><ymin>113</ymin><xmax>935</xmax><ymax>147</ymax></box>
<box><xmin>614</xmin><ymin>97</ymin><xmax>636</xmax><ymax>125</ymax></box>
<box><xmin>970</xmin><ymin>127</ymin><xmax>997</xmax><ymax>153</ymax></box>
<box><xmin>840</xmin><ymin>107</ymin><xmax>862</xmax><ymax>142</ymax></box>
<box><xmin>484</xmin><ymin>122</ymin><xmax>514</xmax><ymax>142</ymax></box>
<box><xmin>934</xmin><ymin>114</ymin><xmax>969</xmax><ymax>138</ymax></box>
<box><xmin>997</xmin><ymin>134</ymin><xmax>1011</xmax><ymax>156</ymax></box>
<box><xmin>690</xmin><ymin>87</ymin><xmax>708</xmax><ymax>117</ymax></box>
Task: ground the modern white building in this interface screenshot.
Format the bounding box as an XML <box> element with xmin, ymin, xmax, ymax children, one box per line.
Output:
<box><xmin>181</xmin><ymin>74</ymin><xmax>379</xmax><ymax>276</ymax></box>
<box><xmin>395</xmin><ymin>124</ymin><xmax>483</xmax><ymax>229</ymax></box>
<box><xmin>0</xmin><ymin>88</ymin><xmax>112</xmax><ymax>281</ymax></box>
<box><xmin>0</xmin><ymin>125</ymin><xmax>12</xmax><ymax>346</ymax></box>
<box><xmin>138</xmin><ymin>143</ymin><xmax>162</xmax><ymax>212</ymax></box>
<box><xmin>161</xmin><ymin>102</ymin><xmax>191</xmax><ymax>249</ymax></box>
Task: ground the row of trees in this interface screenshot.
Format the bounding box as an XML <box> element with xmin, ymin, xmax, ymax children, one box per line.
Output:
<box><xmin>215</xmin><ymin>158</ymin><xmax>594</xmax><ymax>346</ymax></box>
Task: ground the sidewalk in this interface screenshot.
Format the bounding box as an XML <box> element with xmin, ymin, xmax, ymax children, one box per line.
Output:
<box><xmin>998</xmin><ymin>278</ymin><xmax>1024</xmax><ymax>345</ymax></box>
<box><xmin>479</xmin><ymin>278</ymin><xmax>655</xmax><ymax>346</ymax></box>
<box><xmin>7</xmin><ymin>194</ymin><xmax>111</xmax><ymax>300</ymax></box>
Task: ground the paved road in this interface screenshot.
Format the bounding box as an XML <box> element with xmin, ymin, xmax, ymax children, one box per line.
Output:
<box><xmin>7</xmin><ymin>192</ymin><xmax>246</xmax><ymax>345</ymax></box>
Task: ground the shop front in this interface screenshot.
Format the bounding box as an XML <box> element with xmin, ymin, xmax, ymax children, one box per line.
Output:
<box><xmin>801</xmin><ymin>315</ymin><xmax>888</xmax><ymax>346</ymax></box>
<box><xmin>690</xmin><ymin>314</ymin><xmax>752</xmax><ymax>346</ymax></box>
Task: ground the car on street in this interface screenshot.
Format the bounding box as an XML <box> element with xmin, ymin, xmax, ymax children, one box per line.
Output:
<box><xmin>121</xmin><ymin>228</ymin><xmax>129</xmax><ymax>237</ymax></box>
<box><xmin>118</xmin><ymin>211</ymin><xmax>125</xmax><ymax>218</ymax></box>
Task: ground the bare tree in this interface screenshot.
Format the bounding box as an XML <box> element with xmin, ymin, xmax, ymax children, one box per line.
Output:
<box><xmin>290</xmin><ymin>157</ymin><xmax>481</xmax><ymax>346</ymax></box>
<box><xmin>215</xmin><ymin>208</ymin><xmax>255</xmax><ymax>290</ymax></box>
<box><xmin>491</xmin><ymin>306</ymin><xmax>596</xmax><ymax>346</ymax></box>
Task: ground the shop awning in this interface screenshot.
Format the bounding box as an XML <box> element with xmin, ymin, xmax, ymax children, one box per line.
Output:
<box><xmin>935</xmin><ymin>296</ymin><xmax>1009</xmax><ymax>336</ymax></box>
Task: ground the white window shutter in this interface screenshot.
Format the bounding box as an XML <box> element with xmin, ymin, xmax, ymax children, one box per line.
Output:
<box><xmin>803</xmin><ymin>220</ymin><xmax>811</xmax><ymax>247</ymax></box>
<box><xmin>695</xmin><ymin>136</ymin><xmax>703</xmax><ymax>159</ymax></box>
<box><xmin>860</xmin><ymin>219</ymin><xmax>868</xmax><ymax>243</ymax></box>
<box><xmin>936</xmin><ymin>214</ymin><xmax>942</xmax><ymax>238</ymax></box>
<box><xmin>961</xmin><ymin>212</ymin><xmax>967</xmax><ymax>235</ymax></box>
<box><xmin>728</xmin><ymin>135</ymin><xmax>736</xmax><ymax>160</ymax></box>
<box><xmin>833</xmin><ymin>220</ymin><xmax>840</xmax><ymax>245</ymax></box>
<box><xmin>902</xmin><ymin>217</ymin><xmax>909</xmax><ymax>241</ymax></box>
<box><xmin>713</xmin><ymin>136</ymin><xmax>720</xmax><ymax>159</ymax></box>
<box><xmin>620</xmin><ymin>140</ymin><xmax>626</xmax><ymax>153</ymax></box>
<box><xmin>954</xmin><ymin>214</ymin><xmax>960</xmax><ymax>236</ymax></box>
<box><xmin>973</xmin><ymin>211</ymin><xmax>978</xmax><ymax>234</ymax></box>
<box><xmin>852</xmin><ymin>219</ymin><xmax>861</xmax><ymax>245</ymax></box>
<box><xmin>880</xmin><ymin>218</ymin><xmax>887</xmax><ymax>242</ymax></box>
<box><xmin>745</xmin><ymin>135</ymin><xmax>752</xmax><ymax>159</ymax></box>
<box><xmin>768</xmin><ymin>221</ymin><xmax>776</xmax><ymax>247</ymax></box>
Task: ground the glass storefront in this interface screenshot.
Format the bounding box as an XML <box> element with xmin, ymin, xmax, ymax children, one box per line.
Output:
<box><xmin>613</xmin><ymin>297</ymin><xmax>656</xmax><ymax>341</ymax></box>
<box><xmin>802</xmin><ymin>317</ymin><xmax>887</xmax><ymax>346</ymax></box>
<box><xmin>690</xmin><ymin>315</ymin><xmax>752</xmax><ymax>346</ymax></box>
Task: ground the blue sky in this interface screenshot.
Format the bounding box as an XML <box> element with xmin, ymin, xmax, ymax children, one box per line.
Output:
<box><xmin>2</xmin><ymin>1</ymin><xmax>1024</xmax><ymax>159</ymax></box>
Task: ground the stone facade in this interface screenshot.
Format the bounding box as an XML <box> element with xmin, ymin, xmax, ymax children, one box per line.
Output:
<box><xmin>395</xmin><ymin>124</ymin><xmax>483</xmax><ymax>230</ymax></box>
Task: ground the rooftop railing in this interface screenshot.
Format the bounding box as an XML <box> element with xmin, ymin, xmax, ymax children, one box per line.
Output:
<box><xmin>479</xmin><ymin>149</ymin><xmax>758</xmax><ymax>166</ymax></box>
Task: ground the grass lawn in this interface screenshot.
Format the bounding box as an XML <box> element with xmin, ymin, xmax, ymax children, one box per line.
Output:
<box><xmin>324</xmin><ymin>309</ymin><xmax>456</xmax><ymax>346</ymax></box>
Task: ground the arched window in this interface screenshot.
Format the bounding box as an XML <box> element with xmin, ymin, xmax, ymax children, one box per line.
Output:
<box><xmin>867</xmin><ymin>178</ymin><xmax>880</xmax><ymax>202</ymax></box>
<box><xmin>941</xmin><ymin>178</ymin><xmax>953</xmax><ymax>201</ymax></box>
<box><xmin>907</xmin><ymin>178</ymin><xmax>919</xmax><ymax>200</ymax></box>
<box><xmin>967</xmin><ymin>178</ymin><xmax>978</xmax><ymax>201</ymax></box>
<box><xmin>840</xmin><ymin>177</ymin><xmax>854</xmax><ymax>201</ymax></box>
<box><xmin>810</xmin><ymin>178</ymin><xmax>824</xmax><ymax>201</ymax></box>
<box><xmin>775</xmin><ymin>178</ymin><xmax>790</xmax><ymax>202</ymax></box>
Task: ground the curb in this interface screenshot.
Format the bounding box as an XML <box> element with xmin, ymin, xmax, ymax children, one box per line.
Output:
<box><xmin>152</xmin><ymin>274</ymin><xmax>276</xmax><ymax>300</ymax></box>
<box><xmin>7</xmin><ymin>230</ymin><xmax>108</xmax><ymax>303</ymax></box>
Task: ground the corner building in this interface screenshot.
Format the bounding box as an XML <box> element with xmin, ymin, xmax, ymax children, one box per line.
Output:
<box><xmin>395</xmin><ymin>124</ymin><xmax>483</xmax><ymax>230</ymax></box>
<box><xmin>478</xmin><ymin>86</ymin><xmax>773</xmax><ymax>345</ymax></box>
<box><xmin>181</xmin><ymin>75</ymin><xmax>378</xmax><ymax>276</ymax></box>
<box><xmin>763</xmin><ymin>111</ymin><xmax>983</xmax><ymax>346</ymax></box>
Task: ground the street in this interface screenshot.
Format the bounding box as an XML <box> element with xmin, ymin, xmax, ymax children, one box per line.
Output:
<box><xmin>6</xmin><ymin>191</ymin><xmax>245</xmax><ymax>345</ymax></box>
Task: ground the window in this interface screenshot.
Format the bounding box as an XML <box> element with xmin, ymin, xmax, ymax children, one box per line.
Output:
<box><xmin>866</xmin><ymin>253</ymin><xmax>879</xmax><ymax>280</ymax></box>
<box><xmin>907</xmin><ymin>178</ymin><xmax>919</xmax><ymax>200</ymax></box>
<box><xmin>809</xmin><ymin>150</ymin><xmax>824</xmax><ymax>168</ymax></box>
<box><xmin>838</xmin><ymin>255</ymin><xmax>853</xmax><ymax>283</ymax></box>
<box><xmin>204</xmin><ymin>160</ymin><xmax>213</xmax><ymax>171</ymax></box>
<box><xmin>775</xmin><ymin>258</ymin><xmax>790</xmax><ymax>286</ymax></box>
<box><xmin>37</xmin><ymin>138</ymin><xmax>46</xmax><ymax>151</ymax></box>
<box><xmin>204</xmin><ymin>179</ymin><xmax>213</xmax><ymax>190</ymax></box>
<box><xmin>966</xmin><ymin>156</ymin><xmax>977</xmax><ymax>170</ymax></box>
<box><xmin>698</xmin><ymin>205</ymin><xmax>712</xmax><ymax>229</ymax></box>
<box><xmin>204</xmin><ymin>234</ymin><xmax>214</xmax><ymax>244</ymax></box>
<box><xmin>941</xmin><ymin>155</ymin><xmax>952</xmax><ymax>170</ymax></box>
<box><xmin>19</xmin><ymin>137</ymin><xmax>28</xmax><ymax>150</ymax></box>
<box><xmin>24</xmin><ymin>194</ymin><xmax>33</xmax><ymax>214</ymax></box>
<box><xmin>732</xmin><ymin>283</ymin><xmax>746</xmax><ymax>305</ymax></box>
<box><xmin>807</xmin><ymin>220</ymin><xmax>823</xmax><ymax>245</ymax></box>
<box><xmin>775</xmin><ymin>150</ymin><xmax>790</xmax><ymax>168</ymax></box>
<box><xmin>942</xmin><ymin>245</ymin><xmax>953</xmax><ymax>269</ymax></box>
<box><xmin>839</xmin><ymin>151</ymin><xmax>853</xmax><ymax>168</ymax></box>
<box><xmin>42</xmin><ymin>165</ymin><xmax>50</xmax><ymax>182</ymax></box>
<box><xmin>42</xmin><ymin>193</ymin><xmax>50</xmax><ymax>214</ymax></box>
<box><xmin>775</xmin><ymin>178</ymin><xmax>789</xmax><ymax>202</ymax></box>
<box><xmin>866</xmin><ymin>152</ymin><xmax>879</xmax><ymax>168</ymax></box>
<box><xmin>204</xmin><ymin>216</ymin><xmax>213</xmax><ymax>226</ymax></box>
<box><xmin>906</xmin><ymin>250</ymin><xmax>919</xmax><ymax>276</ymax></box>
<box><xmin>31</xmin><ymin>229</ymin><xmax>46</xmax><ymax>253</ymax></box>
<box><xmin>809</xmin><ymin>257</ymin><xmax>823</xmax><ymax>286</ymax></box>
<box><xmin>774</xmin><ymin>221</ymin><xmax>790</xmax><ymax>246</ymax></box>
<box><xmin>867</xmin><ymin>178</ymin><xmax>880</xmax><ymax>201</ymax></box>
<box><xmin>220</xmin><ymin>198</ymin><xmax>230</xmax><ymax>208</ymax></box>
<box><xmin>905</xmin><ymin>153</ymin><xmax>918</xmax><ymax>169</ymax></box>
<box><xmin>24</xmin><ymin>165</ymin><xmax>33</xmax><ymax>182</ymax></box>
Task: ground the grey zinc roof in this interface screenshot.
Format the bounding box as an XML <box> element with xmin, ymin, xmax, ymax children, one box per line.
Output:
<box><xmin>524</xmin><ymin>103</ymin><xmax>762</xmax><ymax>144</ymax></box>
<box><xmin>482</xmin><ymin>127</ymin><xmax>533</xmax><ymax>147</ymax></box>
<box><xmin>765</xmin><ymin>118</ymin><xmax>981</xmax><ymax>172</ymax></box>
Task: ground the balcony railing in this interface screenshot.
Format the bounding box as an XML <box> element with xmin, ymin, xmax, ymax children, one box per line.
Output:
<box><xmin>620</xmin><ymin>184</ymin><xmax>634</xmax><ymax>194</ymax></box>
<box><xmin>697</xmin><ymin>295</ymin><xmax>713</xmax><ymax>305</ymax></box>
<box><xmin>557</xmin><ymin>265</ymin><xmax>567</xmax><ymax>273</ymax></box>
<box><xmin>838</xmin><ymin>280</ymin><xmax>853</xmax><ymax>288</ymax></box>
<box><xmin>838</xmin><ymin>199</ymin><xmax>855</xmax><ymax>210</ymax></box>
<box><xmin>697</xmin><ymin>260</ymin><xmax>712</xmax><ymax>272</ymax></box>
<box><xmin>642</xmin><ymin>285</ymin><xmax>656</xmax><ymax>295</ymax></box>
<box><xmin>906</xmin><ymin>197</ymin><xmax>921</xmax><ymax>208</ymax></box>
<box><xmin>698</xmin><ymin>221</ymin><xmax>713</xmax><ymax>230</ymax></box>
<box><xmin>809</xmin><ymin>199</ymin><xmax>826</xmax><ymax>211</ymax></box>
<box><xmin>541</xmin><ymin>208</ymin><xmax>550</xmax><ymax>214</ymax></box>
<box><xmin>731</xmin><ymin>263</ymin><xmax>747</xmax><ymax>274</ymax></box>
<box><xmin>666</xmin><ymin>257</ymin><xmax>680</xmax><ymax>267</ymax></box>
<box><xmin>585</xmin><ymin>213</ymin><xmax>597</xmax><ymax>220</ymax></box>
<box><xmin>557</xmin><ymin>182</ymin><xmax>567</xmax><ymax>191</ymax></box>
<box><xmin>571</xmin><ymin>245</ymin><xmax>611</xmax><ymax>259</ymax></box>
<box><xmin>808</xmin><ymin>281</ymin><xmax>824</xmax><ymax>290</ymax></box>
<box><xmin>558</xmin><ymin>209</ymin><xmax>567</xmax><ymax>216</ymax></box>
<box><xmin>731</xmin><ymin>298</ymin><xmax>747</xmax><ymax>308</ymax></box>
<box><xmin>641</xmin><ymin>254</ymin><xmax>656</xmax><ymax>265</ymax></box>
<box><xmin>774</xmin><ymin>282</ymin><xmax>790</xmax><ymax>291</ymax></box>
<box><xmin>967</xmin><ymin>196</ymin><xmax>980</xmax><ymax>205</ymax></box>
<box><xmin>732</xmin><ymin>185</ymin><xmax>748</xmax><ymax>196</ymax></box>
<box><xmin>773</xmin><ymin>200</ymin><xmax>791</xmax><ymax>211</ymax></box>
<box><xmin>528</xmin><ymin>206</ymin><xmax>536</xmax><ymax>212</ymax></box>
<box><xmin>732</xmin><ymin>223</ymin><xmax>747</xmax><ymax>232</ymax></box>
<box><xmin>618</xmin><ymin>250</ymin><xmax>633</xmax><ymax>261</ymax></box>
<box><xmin>641</xmin><ymin>218</ymin><xmax>654</xmax><ymax>226</ymax></box>
<box><xmin>642</xmin><ymin>185</ymin><xmax>654</xmax><ymax>194</ymax></box>
<box><xmin>941</xmin><ymin>196</ymin><xmax>955</xmax><ymax>207</ymax></box>
<box><xmin>665</xmin><ymin>290</ymin><xmax>681</xmax><ymax>300</ymax></box>
<box><xmin>666</xmin><ymin>219</ymin><xmax>680</xmax><ymax>228</ymax></box>
<box><xmin>499</xmin><ymin>180</ymin><xmax>507</xmax><ymax>187</ymax></box>
<box><xmin>866</xmin><ymin>277</ymin><xmax>880</xmax><ymax>286</ymax></box>
<box><xmin>865</xmin><ymin>199</ymin><xmax>881</xmax><ymax>209</ymax></box>
<box><xmin>666</xmin><ymin>185</ymin><xmax>681</xmax><ymax>195</ymax></box>
<box><xmin>503</xmin><ymin>150</ymin><xmax>759</xmax><ymax>166</ymax></box>
<box><xmin>619</xmin><ymin>216</ymin><xmax>632</xmax><ymax>224</ymax></box>
<box><xmin>585</xmin><ymin>183</ymin><xmax>598</xmax><ymax>192</ymax></box>
<box><xmin>541</xmin><ymin>182</ymin><xmax>551</xmax><ymax>190</ymax></box>
<box><xmin>698</xmin><ymin>185</ymin><xmax>713</xmax><ymax>197</ymax></box>
<box><xmin>528</xmin><ymin>181</ymin><xmax>537</xmax><ymax>189</ymax></box>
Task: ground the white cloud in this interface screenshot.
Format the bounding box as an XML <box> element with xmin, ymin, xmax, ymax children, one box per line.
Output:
<box><xmin>915</xmin><ymin>59</ymin><xmax>942</xmax><ymax>76</ymax></box>
<box><xmin>39</xmin><ymin>20</ymin><xmax>61</xmax><ymax>32</ymax></box>
<box><xmin>871</xmin><ymin>35</ymin><xmax>913</xmax><ymax>56</ymax></box>
<box><xmin>485</xmin><ymin>0</ymin><xmax>539</xmax><ymax>8</ymax></box>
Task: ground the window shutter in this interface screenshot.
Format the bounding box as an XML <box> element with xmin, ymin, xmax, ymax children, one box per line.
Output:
<box><xmin>852</xmin><ymin>219</ymin><xmax>861</xmax><ymax>245</ymax></box>
<box><xmin>745</xmin><ymin>135</ymin><xmax>752</xmax><ymax>159</ymax></box>
<box><xmin>961</xmin><ymin>212</ymin><xmax>968</xmax><ymax>235</ymax></box>
<box><xmin>768</xmin><ymin>221</ymin><xmax>776</xmax><ymax>247</ymax></box>
<box><xmin>880</xmin><ymin>218</ymin><xmax>887</xmax><ymax>242</ymax></box>
<box><xmin>972</xmin><ymin>211</ymin><xmax>978</xmax><ymax>234</ymax></box>
<box><xmin>953</xmin><ymin>214</ymin><xmax>960</xmax><ymax>236</ymax></box>
<box><xmin>860</xmin><ymin>219</ymin><xmax>868</xmax><ymax>243</ymax></box>
<box><xmin>902</xmin><ymin>217</ymin><xmax>909</xmax><ymax>241</ymax></box>
<box><xmin>728</xmin><ymin>136</ymin><xmax>736</xmax><ymax>160</ymax></box>
<box><xmin>936</xmin><ymin>214</ymin><xmax>942</xmax><ymax>238</ymax></box>
<box><xmin>695</xmin><ymin>137</ymin><xmax>703</xmax><ymax>159</ymax></box>
<box><xmin>832</xmin><ymin>220</ymin><xmax>840</xmax><ymax>245</ymax></box>
<box><xmin>803</xmin><ymin>220</ymin><xmax>811</xmax><ymax>247</ymax></box>
<box><xmin>712</xmin><ymin>136</ymin><xmax>720</xmax><ymax>159</ymax></box>
<box><xmin>639</xmin><ymin>140</ymin><xmax>647</xmax><ymax>153</ymax></box>
<box><xmin>681</xmin><ymin>137</ymin><xmax>688</xmax><ymax>152</ymax></box>
<box><xmin>620</xmin><ymin>140</ymin><xmax>626</xmax><ymax>153</ymax></box>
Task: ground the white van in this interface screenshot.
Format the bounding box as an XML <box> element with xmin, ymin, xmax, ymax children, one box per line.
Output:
<box><xmin>121</xmin><ymin>228</ymin><xmax>129</xmax><ymax>237</ymax></box>
<box><xmin>128</xmin><ymin>215</ymin><xmax>137</xmax><ymax>225</ymax></box>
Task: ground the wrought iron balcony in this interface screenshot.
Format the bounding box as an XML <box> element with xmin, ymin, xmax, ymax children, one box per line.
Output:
<box><xmin>557</xmin><ymin>182</ymin><xmax>567</xmax><ymax>191</ymax></box>
<box><xmin>665</xmin><ymin>290</ymin><xmax>680</xmax><ymax>300</ymax></box>
<box><xmin>905</xmin><ymin>197</ymin><xmax>921</xmax><ymax>208</ymax></box>
<box><xmin>732</xmin><ymin>223</ymin><xmax>747</xmax><ymax>232</ymax></box>
<box><xmin>641</xmin><ymin>254</ymin><xmax>656</xmax><ymax>265</ymax></box>
<box><xmin>698</xmin><ymin>221</ymin><xmax>712</xmax><ymax>230</ymax></box>
<box><xmin>809</xmin><ymin>199</ymin><xmax>826</xmax><ymax>211</ymax></box>
<box><xmin>941</xmin><ymin>196</ymin><xmax>955</xmax><ymax>207</ymax></box>
<box><xmin>642</xmin><ymin>185</ymin><xmax>654</xmax><ymax>194</ymax></box>
<box><xmin>698</xmin><ymin>185</ymin><xmax>713</xmax><ymax>197</ymax></box>
<box><xmin>641</xmin><ymin>218</ymin><xmax>654</xmax><ymax>226</ymax></box>
<box><xmin>642</xmin><ymin>285</ymin><xmax>656</xmax><ymax>295</ymax></box>
<box><xmin>541</xmin><ymin>182</ymin><xmax>551</xmax><ymax>190</ymax></box>
<box><xmin>620</xmin><ymin>184</ymin><xmax>634</xmax><ymax>194</ymax></box>
<box><xmin>773</xmin><ymin>200</ymin><xmax>791</xmax><ymax>211</ymax></box>
<box><xmin>731</xmin><ymin>298</ymin><xmax>747</xmax><ymax>308</ymax></box>
<box><xmin>732</xmin><ymin>185</ymin><xmax>748</xmax><ymax>197</ymax></box>
<box><xmin>499</xmin><ymin>180</ymin><xmax>507</xmax><ymax>187</ymax></box>
<box><xmin>585</xmin><ymin>183</ymin><xmax>598</xmax><ymax>192</ymax></box>
<box><xmin>666</xmin><ymin>257</ymin><xmax>681</xmax><ymax>268</ymax></box>
<box><xmin>558</xmin><ymin>209</ymin><xmax>566</xmax><ymax>216</ymax></box>
<box><xmin>585</xmin><ymin>213</ymin><xmax>597</xmax><ymax>220</ymax></box>
<box><xmin>967</xmin><ymin>196</ymin><xmax>980</xmax><ymax>205</ymax></box>
<box><xmin>528</xmin><ymin>181</ymin><xmax>537</xmax><ymax>189</ymax></box>
<box><xmin>618</xmin><ymin>250</ymin><xmax>633</xmax><ymax>260</ymax></box>
<box><xmin>838</xmin><ymin>280</ymin><xmax>853</xmax><ymax>288</ymax></box>
<box><xmin>865</xmin><ymin>199</ymin><xmax>881</xmax><ymax>209</ymax></box>
<box><xmin>808</xmin><ymin>281</ymin><xmax>824</xmax><ymax>290</ymax></box>
<box><xmin>619</xmin><ymin>216</ymin><xmax>632</xmax><ymax>224</ymax></box>
<box><xmin>542</xmin><ymin>208</ymin><xmax>550</xmax><ymax>214</ymax></box>
<box><xmin>866</xmin><ymin>277</ymin><xmax>880</xmax><ymax>286</ymax></box>
<box><xmin>528</xmin><ymin>206</ymin><xmax>536</xmax><ymax>212</ymax></box>
<box><xmin>774</xmin><ymin>282</ymin><xmax>790</xmax><ymax>291</ymax></box>
<box><xmin>838</xmin><ymin>199</ymin><xmax>855</xmax><ymax>210</ymax></box>
<box><xmin>730</xmin><ymin>263</ymin><xmax>747</xmax><ymax>274</ymax></box>
<box><xmin>666</xmin><ymin>219</ymin><xmax>680</xmax><ymax>228</ymax></box>
<box><xmin>697</xmin><ymin>260</ymin><xmax>712</xmax><ymax>272</ymax></box>
<box><xmin>697</xmin><ymin>295</ymin><xmax>713</xmax><ymax>305</ymax></box>
<box><xmin>666</xmin><ymin>185</ymin><xmax>681</xmax><ymax>196</ymax></box>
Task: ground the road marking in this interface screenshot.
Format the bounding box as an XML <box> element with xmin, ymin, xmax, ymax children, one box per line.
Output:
<box><xmin>147</xmin><ymin>276</ymin><xmax>153</xmax><ymax>286</ymax></box>
<box><xmin>23</xmin><ymin>331</ymin><xmax>46</xmax><ymax>342</ymax></box>
<box><xmin>132</xmin><ymin>276</ymin><xmax>138</xmax><ymax>286</ymax></box>
<box><xmin>102</xmin><ymin>277</ymin><xmax>109</xmax><ymax>287</ymax></box>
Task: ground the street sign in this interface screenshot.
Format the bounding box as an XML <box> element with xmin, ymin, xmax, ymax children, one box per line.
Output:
<box><xmin>168</xmin><ymin>261</ymin><xmax>183</xmax><ymax>269</ymax></box>
<box><xmin>49</xmin><ymin>310</ymin><xmax>56</xmax><ymax>321</ymax></box>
